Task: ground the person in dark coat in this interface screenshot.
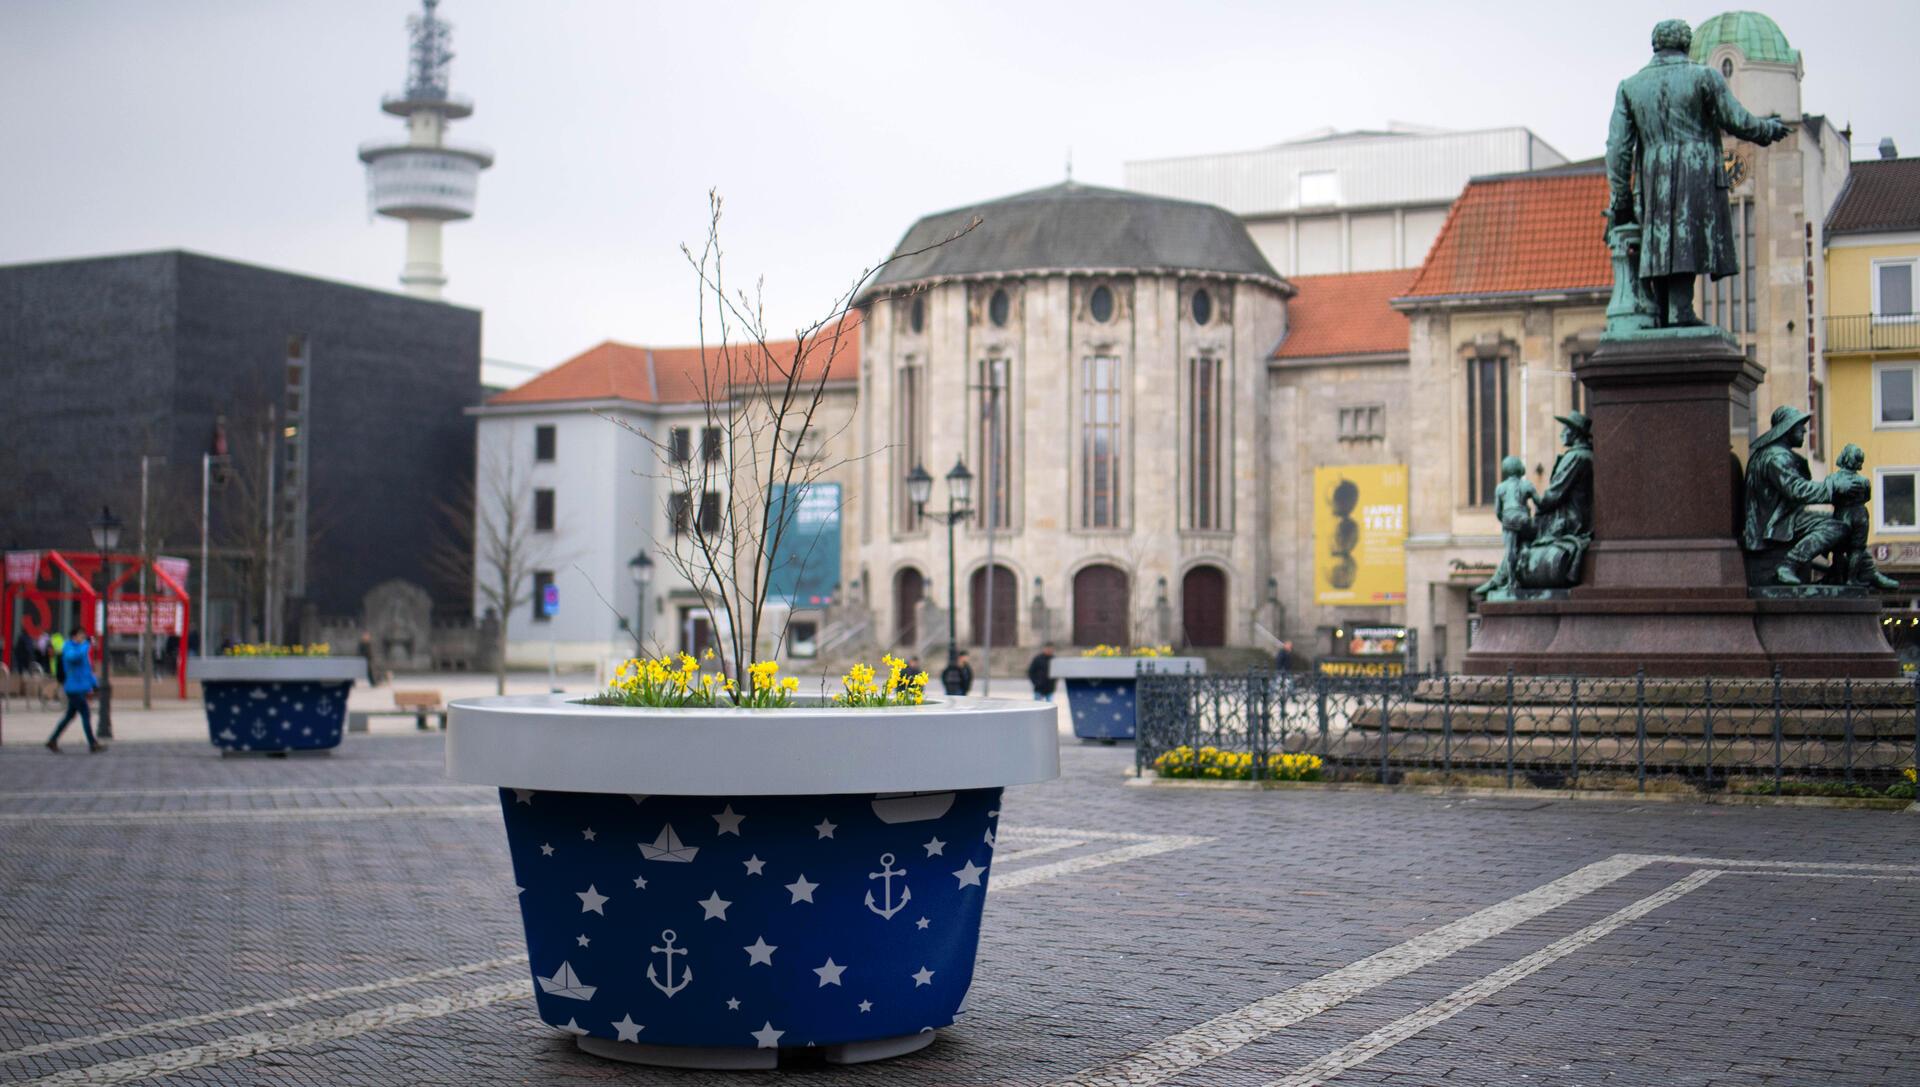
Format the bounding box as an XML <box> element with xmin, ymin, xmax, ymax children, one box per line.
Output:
<box><xmin>1604</xmin><ymin>18</ymin><xmax>1790</xmax><ymax>327</ymax></box>
<box><xmin>12</xmin><ymin>627</ymin><xmax>36</xmax><ymax>674</ymax></box>
<box><xmin>1027</xmin><ymin>643</ymin><xmax>1057</xmax><ymax>701</ymax></box>
<box><xmin>1274</xmin><ymin>641</ymin><xmax>1294</xmax><ymax>674</ymax></box>
<box><xmin>46</xmin><ymin>627</ymin><xmax>104</xmax><ymax>753</ymax></box>
<box><xmin>941</xmin><ymin>652</ymin><xmax>974</xmax><ymax>696</ymax></box>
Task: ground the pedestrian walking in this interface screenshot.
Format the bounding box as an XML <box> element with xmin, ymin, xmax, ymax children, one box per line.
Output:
<box><xmin>1027</xmin><ymin>643</ymin><xmax>1057</xmax><ymax>702</ymax></box>
<box><xmin>13</xmin><ymin>627</ymin><xmax>36</xmax><ymax>674</ymax></box>
<box><xmin>46</xmin><ymin>627</ymin><xmax>104</xmax><ymax>753</ymax></box>
<box><xmin>941</xmin><ymin>652</ymin><xmax>974</xmax><ymax>696</ymax></box>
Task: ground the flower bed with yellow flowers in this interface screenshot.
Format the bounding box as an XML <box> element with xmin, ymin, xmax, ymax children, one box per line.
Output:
<box><xmin>593</xmin><ymin>651</ymin><xmax>932</xmax><ymax>710</ymax></box>
<box><xmin>1152</xmin><ymin>745</ymin><xmax>1325</xmax><ymax>782</ymax></box>
<box><xmin>222</xmin><ymin>643</ymin><xmax>332</xmax><ymax>658</ymax></box>
<box><xmin>1084</xmin><ymin>644</ymin><xmax>1175</xmax><ymax>658</ymax></box>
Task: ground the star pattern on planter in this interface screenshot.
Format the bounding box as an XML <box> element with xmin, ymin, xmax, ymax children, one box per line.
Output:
<box><xmin>698</xmin><ymin>891</ymin><xmax>732</xmax><ymax>920</ymax></box>
<box><xmin>540</xmin><ymin>843</ymin><xmax>555</xmax><ymax>857</ymax></box>
<box><xmin>577</xmin><ymin>885</ymin><xmax>608</xmax><ymax>914</ymax></box>
<box><xmin>743</xmin><ymin>855</ymin><xmax>766</xmax><ymax>875</ymax></box>
<box><xmin>912</xmin><ymin>966</ymin><xmax>935</xmax><ymax>987</ymax></box>
<box><xmin>513</xmin><ymin>789</ymin><xmax>535</xmax><ymax>804</ymax></box>
<box><xmin>560</xmin><ymin>1018</ymin><xmax>589</xmax><ymax>1036</ymax></box>
<box><xmin>751</xmin><ymin>1022</ymin><xmax>785</xmax><ymax>1049</ymax></box>
<box><xmin>582</xmin><ymin>827</ymin><xmax>596</xmax><ymax>841</ymax></box>
<box><xmin>814</xmin><ymin>818</ymin><xmax>837</xmax><ymax>839</ymax></box>
<box><xmin>726</xmin><ymin>997</ymin><xmax>741</xmax><ymax>1011</ymax></box>
<box><xmin>743</xmin><ymin>937</ymin><xmax>777</xmax><ymax>966</ymax></box>
<box><xmin>915</xmin><ymin>916</ymin><xmax>930</xmax><ymax>930</ymax></box>
<box><xmin>632</xmin><ymin>874</ymin><xmax>648</xmax><ymax>890</ymax></box>
<box><xmin>923</xmin><ymin>837</ymin><xmax>945</xmax><ymax>856</ymax></box>
<box><xmin>576</xmin><ymin>934</ymin><xmax>590</xmax><ymax>947</ymax></box>
<box><xmin>713</xmin><ymin>804</ymin><xmax>745</xmax><ymax>836</ymax></box>
<box><xmin>612</xmin><ymin>1014</ymin><xmax>643</xmax><ymax>1042</ymax></box>
<box><xmin>813</xmin><ymin>958</ymin><xmax>846</xmax><ymax>987</ymax></box>
<box><xmin>785</xmin><ymin>874</ymin><xmax>818</xmax><ymax>904</ymax></box>
<box><xmin>952</xmin><ymin>860</ymin><xmax>985</xmax><ymax>888</ymax></box>
<box><xmin>858</xmin><ymin>1000</ymin><xmax>873</xmax><ymax>1013</ymax></box>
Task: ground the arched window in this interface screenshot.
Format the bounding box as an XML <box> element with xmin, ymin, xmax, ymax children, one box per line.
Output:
<box><xmin>1181</xmin><ymin>566</ymin><xmax>1227</xmax><ymax>647</ymax></box>
<box><xmin>893</xmin><ymin>568</ymin><xmax>925</xmax><ymax>647</ymax></box>
<box><xmin>1089</xmin><ymin>285</ymin><xmax>1114</xmax><ymax>323</ymax></box>
<box><xmin>988</xmin><ymin>288</ymin><xmax>1010</xmax><ymax>328</ymax></box>
<box><xmin>969</xmin><ymin>564</ymin><xmax>1018</xmax><ymax>647</ymax></box>
<box><xmin>1072</xmin><ymin>565</ymin><xmax>1130</xmax><ymax>646</ymax></box>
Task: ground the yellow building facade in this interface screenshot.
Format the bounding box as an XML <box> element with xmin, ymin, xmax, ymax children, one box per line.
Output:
<box><xmin>1821</xmin><ymin>156</ymin><xmax>1920</xmax><ymax>588</ymax></box>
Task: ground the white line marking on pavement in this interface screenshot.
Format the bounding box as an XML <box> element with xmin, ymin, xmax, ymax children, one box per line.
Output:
<box><xmin>0</xmin><ymin>956</ymin><xmax>529</xmax><ymax>1064</ymax></box>
<box><xmin>1046</xmin><ymin>852</ymin><xmax>1657</xmax><ymax>1087</ymax></box>
<box><xmin>998</xmin><ymin>838</ymin><xmax>1087</xmax><ymax>862</ymax></box>
<box><xmin>1263</xmin><ymin>870</ymin><xmax>1723</xmax><ymax>1087</ymax></box>
<box><xmin>1643</xmin><ymin>854</ymin><xmax>1920</xmax><ymax>872</ymax></box>
<box><xmin>994</xmin><ymin>836</ymin><xmax>1211</xmax><ymax>893</ymax></box>
<box><xmin>0</xmin><ymin>784</ymin><xmax>489</xmax><ymax>801</ymax></box>
<box><xmin>11</xmin><ymin>980</ymin><xmax>531</xmax><ymax>1087</ymax></box>
<box><xmin>0</xmin><ymin>804</ymin><xmax>497</xmax><ymax>825</ymax></box>
<box><xmin>1725</xmin><ymin>871</ymin><xmax>1920</xmax><ymax>881</ymax></box>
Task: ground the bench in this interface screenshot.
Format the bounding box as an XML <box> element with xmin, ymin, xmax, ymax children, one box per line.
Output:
<box><xmin>347</xmin><ymin>689</ymin><xmax>448</xmax><ymax>733</ymax></box>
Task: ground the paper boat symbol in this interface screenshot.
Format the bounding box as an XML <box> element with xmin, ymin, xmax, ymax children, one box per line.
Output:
<box><xmin>639</xmin><ymin>823</ymin><xmax>699</xmax><ymax>863</ymax></box>
<box><xmin>870</xmin><ymin>791</ymin><xmax>956</xmax><ymax>824</ymax></box>
<box><xmin>537</xmin><ymin>961</ymin><xmax>597</xmax><ymax>1001</ymax></box>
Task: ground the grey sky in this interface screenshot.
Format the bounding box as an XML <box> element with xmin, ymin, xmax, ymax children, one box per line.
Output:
<box><xmin>3</xmin><ymin>1</ymin><xmax>1913</xmax><ymax>376</ymax></box>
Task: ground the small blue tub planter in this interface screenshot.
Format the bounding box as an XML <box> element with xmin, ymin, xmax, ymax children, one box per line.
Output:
<box><xmin>446</xmin><ymin>694</ymin><xmax>1058</xmax><ymax>1070</ymax></box>
<box><xmin>1051</xmin><ymin>656</ymin><xmax>1205</xmax><ymax>742</ymax></box>
<box><xmin>187</xmin><ymin>656</ymin><xmax>366</xmax><ymax>754</ymax></box>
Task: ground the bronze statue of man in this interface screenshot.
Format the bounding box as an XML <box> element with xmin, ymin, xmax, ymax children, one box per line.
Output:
<box><xmin>1742</xmin><ymin>406</ymin><xmax>1862</xmax><ymax>586</ymax></box>
<box><xmin>1605</xmin><ymin>19</ymin><xmax>1790</xmax><ymax>327</ymax></box>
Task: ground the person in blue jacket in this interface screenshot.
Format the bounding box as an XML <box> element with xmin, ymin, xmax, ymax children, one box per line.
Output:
<box><xmin>46</xmin><ymin>627</ymin><xmax>104</xmax><ymax>753</ymax></box>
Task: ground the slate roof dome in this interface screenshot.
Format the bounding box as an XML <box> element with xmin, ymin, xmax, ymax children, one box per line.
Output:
<box><xmin>1689</xmin><ymin>11</ymin><xmax>1799</xmax><ymax>66</ymax></box>
<box><xmin>861</xmin><ymin>181</ymin><xmax>1288</xmax><ymax>299</ymax></box>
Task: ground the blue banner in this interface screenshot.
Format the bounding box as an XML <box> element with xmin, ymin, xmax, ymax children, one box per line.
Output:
<box><xmin>765</xmin><ymin>483</ymin><xmax>841</xmax><ymax>607</ymax></box>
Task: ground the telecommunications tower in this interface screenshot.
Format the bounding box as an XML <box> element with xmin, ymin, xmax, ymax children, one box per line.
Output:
<box><xmin>358</xmin><ymin>0</ymin><xmax>493</xmax><ymax>299</ymax></box>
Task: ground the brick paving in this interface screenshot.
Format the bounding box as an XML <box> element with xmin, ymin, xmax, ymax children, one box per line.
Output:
<box><xmin>0</xmin><ymin>734</ymin><xmax>1915</xmax><ymax>1086</ymax></box>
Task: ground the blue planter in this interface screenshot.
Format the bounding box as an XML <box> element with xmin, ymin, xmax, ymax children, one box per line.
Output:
<box><xmin>1053</xmin><ymin>657</ymin><xmax>1205</xmax><ymax>742</ymax></box>
<box><xmin>189</xmin><ymin>657</ymin><xmax>365</xmax><ymax>754</ymax></box>
<box><xmin>202</xmin><ymin>680</ymin><xmax>352</xmax><ymax>752</ymax></box>
<box><xmin>1063</xmin><ymin>678</ymin><xmax>1141</xmax><ymax>740</ymax></box>
<box><xmin>446</xmin><ymin>693</ymin><xmax>1059</xmax><ymax>1068</ymax></box>
<box><xmin>500</xmin><ymin>787</ymin><xmax>1001</xmax><ymax>1063</ymax></box>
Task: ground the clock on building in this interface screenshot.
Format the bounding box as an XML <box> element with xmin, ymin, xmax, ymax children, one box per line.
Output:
<box><xmin>1722</xmin><ymin>150</ymin><xmax>1750</xmax><ymax>187</ymax></box>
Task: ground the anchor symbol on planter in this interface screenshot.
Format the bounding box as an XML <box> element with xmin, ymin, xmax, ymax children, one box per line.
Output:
<box><xmin>865</xmin><ymin>853</ymin><xmax>911</xmax><ymax>920</ymax></box>
<box><xmin>646</xmin><ymin>929</ymin><xmax>691</xmax><ymax>997</ymax></box>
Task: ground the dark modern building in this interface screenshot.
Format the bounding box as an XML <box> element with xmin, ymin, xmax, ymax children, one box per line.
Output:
<box><xmin>0</xmin><ymin>250</ymin><xmax>481</xmax><ymax>641</ymax></box>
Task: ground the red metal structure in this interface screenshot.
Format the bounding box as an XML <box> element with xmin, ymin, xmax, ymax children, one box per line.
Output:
<box><xmin>2</xmin><ymin>550</ymin><xmax>191</xmax><ymax>698</ymax></box>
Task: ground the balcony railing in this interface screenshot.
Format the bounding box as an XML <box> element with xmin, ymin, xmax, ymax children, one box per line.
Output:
<box><xmin>1825</xmin><ymin>313</ymin><xmax>1920</xmax><ymax>354</ymax></box>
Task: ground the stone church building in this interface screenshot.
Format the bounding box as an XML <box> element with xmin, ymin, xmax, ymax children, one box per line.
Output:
<box><xmin>851</xmin><ymin>182</ymin><xmax>1292</xmax><ymax>662</ymax></box>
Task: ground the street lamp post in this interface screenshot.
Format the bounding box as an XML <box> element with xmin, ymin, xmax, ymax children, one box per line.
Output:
<box><xmin>89</xmin><ymin>506</ymin><xmax>123</xmax><ymax>740</ymax></box>
<box><xmin>907</xmin><ymin>460</ymin><xmax>972</xmax><ymax>670</ymax></box>
<box><xmin>626</xmin><ymin>550</ymin><xmax>654</xmax><ymax>656</ymax></box>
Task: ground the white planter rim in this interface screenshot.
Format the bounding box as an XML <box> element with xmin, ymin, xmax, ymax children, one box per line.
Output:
<box><xmin>447</xmin><ymin>693</ymin><xmax>1059</xmax><ymax>796</ymax></box>
<box><xmin>1051</xmin><ymin>657</ymin><xmax>1206</xmax><ymax>680</ymax></box>
<box><xmin>189</xmin><ymin>657</ymin><xmax>368</xmax><ymax>683</ymax></box>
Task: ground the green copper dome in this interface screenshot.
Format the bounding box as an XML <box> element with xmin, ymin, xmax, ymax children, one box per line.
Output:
<box><xmin>1689</xmin><ymin>11</ymin><xmax>1799</xmax><ymax>66</ymax></box>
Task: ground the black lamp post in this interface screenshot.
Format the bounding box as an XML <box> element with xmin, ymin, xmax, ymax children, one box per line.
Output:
<box><xmin>89</xmin><ymin>506</ymin><xmax>123</xmax><ymax>739</ymax></box>
<box><xmin>908</xmin><ymin>459</ymin><xmax>972</xmax><ymax>669</ymax></box>
<box><xmin>626</xmin><ymin>550</ymin><xmax>654</xmax><ymax>655</ymax></box>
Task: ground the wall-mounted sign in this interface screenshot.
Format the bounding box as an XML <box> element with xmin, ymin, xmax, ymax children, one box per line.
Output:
<box><xmin>1313</xmin><ymin>465</ymin><xmax>1407</xmax><ymax>605</ymax></box>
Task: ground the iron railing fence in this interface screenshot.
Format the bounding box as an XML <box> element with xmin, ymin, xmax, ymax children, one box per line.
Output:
<box><xmin>1137</xmin><ymin>671</ymin><xmax>1920</xmax><ymax>795</ymax></box>
<box><xmin>1824</xmin><ymin>314</ymin><xmax>1920</xmax><ymax>354</ymax></box>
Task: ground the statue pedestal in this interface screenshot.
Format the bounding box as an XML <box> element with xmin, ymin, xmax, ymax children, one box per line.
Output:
<box><xmin>1464</xmin><ymin>333</ymin><xmax>1898</xmax><ymax>678</ymax></box>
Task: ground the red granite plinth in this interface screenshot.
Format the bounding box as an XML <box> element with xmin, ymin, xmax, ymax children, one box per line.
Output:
<box><xmin>1464</xmin><ymin>332</ymin><xmax>1898</xmax><ymax>678</ymax></box>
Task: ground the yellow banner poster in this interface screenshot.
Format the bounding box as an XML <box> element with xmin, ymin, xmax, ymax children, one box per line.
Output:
<box><xmin>1313</xmin><ymin>465</ymin><xmax>1407</xmax><ymax>605</ymax></box>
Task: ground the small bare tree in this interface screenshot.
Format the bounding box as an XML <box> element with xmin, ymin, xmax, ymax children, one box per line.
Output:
<box><xmin>614</xmin><ymin>192</ymin><xmax>975</xmax><ymax>685</ymax></box>
<box><xmin>435</xmin><ymin>445</ymin><xmax>552</xmax><ymax>694</ymax></box>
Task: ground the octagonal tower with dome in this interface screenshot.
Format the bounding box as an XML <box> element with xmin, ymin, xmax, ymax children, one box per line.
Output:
<box><xmin>851</xmin><ymin>182</ymin><xmax>1293</xmax><ymax>663</ymax></box>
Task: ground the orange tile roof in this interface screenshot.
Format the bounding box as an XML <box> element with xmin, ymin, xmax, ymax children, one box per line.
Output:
<box><xmin>1400</xmin><ymin>167</ymin><xmax>1613</xmax><ymax>301</ymax></box>
<box><xmin>1272</xmin><ymin>269</ymin><xmax>1417</xmax><ymax>360</ymax></box>
<box><xmin>489</xmin><ymin>313</ymin><xmax>861</xmax><ymax>407</ymax></box>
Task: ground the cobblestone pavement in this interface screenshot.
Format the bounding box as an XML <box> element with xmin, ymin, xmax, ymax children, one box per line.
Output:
<box><xmin>1</xmin><ymin>735</ymin><xmax>1915</xmax><ymax>1086</ymax></box>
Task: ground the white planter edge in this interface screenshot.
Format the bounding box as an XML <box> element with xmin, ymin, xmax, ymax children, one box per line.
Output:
<box><xmin>447</xmin><ymin>694</ymin><xmax>1060</xmax><ymax>796</ymax></box>
<box><xmin>189</xmin><ymin>657</ymin><xmax>369</xmax><ymax>683</ymax></box>
<box><xmin>1050</xmin><ymin>657</ymin><xmax>1206</xmax><ymax>681</ymax></box>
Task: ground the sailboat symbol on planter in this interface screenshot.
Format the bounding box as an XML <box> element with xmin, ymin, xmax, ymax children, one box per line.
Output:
<box><xmin>638</xmin><ymin>824</ymin><xmax>699</xmax><ymax>863</ymax></box>
<box><xmin>537</xmin><ymin>961</ymin><xmax>597</xmax><ymax>1000</ymax></box>
<box><xmin>865</xmin><ymin>853</ymin><xmax>911</xmax><ymax>919</ymax></box>
<box><xmin>647</xmin><ymin>929</ymin><xmax>691</xmax><ymax>996</ymax></box>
